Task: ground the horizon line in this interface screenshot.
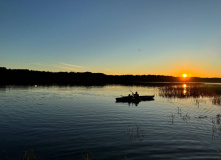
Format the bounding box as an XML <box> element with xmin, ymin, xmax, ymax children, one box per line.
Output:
<box><xmin>1</xmin><ymin>67</ymin><xmax>221</xmax><ymax>79</ymax></box>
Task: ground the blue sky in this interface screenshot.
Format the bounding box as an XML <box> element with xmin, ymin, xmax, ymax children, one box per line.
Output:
<box><xmin>1</xmin><ymin>0</ymin><xmax>221</xmax><ymax>77</ymax></box>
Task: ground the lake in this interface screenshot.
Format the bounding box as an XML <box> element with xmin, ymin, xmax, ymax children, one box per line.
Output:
<box><xmin>0</xmin><ymin>83</ymin><xmax>221</xmax><ymax>160</ymax></box>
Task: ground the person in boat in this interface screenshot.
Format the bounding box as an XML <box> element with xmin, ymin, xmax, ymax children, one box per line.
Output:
<box><xmin>128</xmin><ymin>94</ymin><xmax>132</xmax><ymax>99</ymax></box>
<box><xmin>134</xmin><ymin>91</ymin><xmax>139</xmax><ymax>98</ymax></box>
<box><xmin>134</xmin><ymin>92</ymin><xmax>139</xmax><ymax>98</ymax></box>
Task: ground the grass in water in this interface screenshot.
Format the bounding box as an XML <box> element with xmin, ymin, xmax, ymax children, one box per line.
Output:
<box><xmin>82</xmin><ymin>151</ymin><xmax>94</xmax><ymax>160</ymax></box>
<box><xmin>22</xmin><ymin>150</ymin><xmax>37</xmax><ymax>160</ymax></box>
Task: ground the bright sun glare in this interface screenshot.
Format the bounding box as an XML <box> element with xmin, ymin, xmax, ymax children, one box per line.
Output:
<box><xmin>183</xmin><ymin>74</ymin><xmax>187</xmax><ymax>78</ymax></box>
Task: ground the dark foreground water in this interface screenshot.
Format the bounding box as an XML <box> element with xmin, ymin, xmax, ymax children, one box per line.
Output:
<box><xmin>0</xmin><ymin>83</ymin><xmax>221</xmax><ymax>160</ymax></box>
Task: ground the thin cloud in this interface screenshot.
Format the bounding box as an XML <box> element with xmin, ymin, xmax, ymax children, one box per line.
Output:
<box><xmin>56</xmin><ymin>66</ymin><xmax>77</xmax><ymax>71</ymax></box>
<box><xmin>60</xmin><ymin>62</ymin><xmax>84</xmax><ymax>69</ymax></box>
<box><xmin>32</xmin><ymin>62</ymin><xmax>85</xmax><ymax>71</ymax></box>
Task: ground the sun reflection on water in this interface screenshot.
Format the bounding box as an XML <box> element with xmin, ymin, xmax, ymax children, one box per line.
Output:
<box><xmin>183</xmin><ymin>84</ymin><xmax>187</xmax><ymax>95</ymax></box>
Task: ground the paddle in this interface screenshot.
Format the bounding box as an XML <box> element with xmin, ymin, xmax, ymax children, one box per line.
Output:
<box><xmin>130</xmin><ymin>90</ymin><xmax>134</xmax><ymax>96</ymax></box>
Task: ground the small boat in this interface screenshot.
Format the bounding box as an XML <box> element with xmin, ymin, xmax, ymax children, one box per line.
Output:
<box><xmin>116</xmin><ymin>95</ymin><xmax>154</xmax><ymax>102</ymax></box>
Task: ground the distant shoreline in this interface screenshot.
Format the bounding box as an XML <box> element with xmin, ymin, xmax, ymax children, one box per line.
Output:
<box><xmin>1</xmin><ymin>67</ymin><xmax>221</xmax><ymax>85</ymax></box>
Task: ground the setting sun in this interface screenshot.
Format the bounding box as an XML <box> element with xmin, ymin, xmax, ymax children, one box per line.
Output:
<box><xmin>183</xmin><ymin>74</ymin><xmax>187</xmax><ymax>78</ymax></box>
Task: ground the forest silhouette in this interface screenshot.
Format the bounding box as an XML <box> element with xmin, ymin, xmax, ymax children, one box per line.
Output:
<box><xmin>1</xmin><ymin>67</ymin><xmax>221</xmax><ymax>85</ymax></box>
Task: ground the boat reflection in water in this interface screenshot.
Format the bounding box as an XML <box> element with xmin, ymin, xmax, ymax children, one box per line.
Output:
<box><xmin>115</xmin><ymin>95</ymin><xmax>154</xmax><ymax>106</ymax></box>
<box><xmin>116</xmin><ymin>100</ymin><xmax>140</xmax><ymax>106</ymax></box>
<box><xmin>159</xmin><ymin>83</ymin><xmax>221</xmax><ymax>106</ymax></box>
<box><xmin>116</xmin><ymin>98</ymin><xmax>154</xmax><ymax>106</ymax></box>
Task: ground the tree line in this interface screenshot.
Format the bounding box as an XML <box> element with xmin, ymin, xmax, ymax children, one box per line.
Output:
<box><xmin>0</xmin><ymin>67</ymin><xmax>221</xmax><ymax>85</ymax></box>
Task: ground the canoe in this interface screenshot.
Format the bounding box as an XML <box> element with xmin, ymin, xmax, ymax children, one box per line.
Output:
<box><xmin>116</xmin><ymin>95</ymin><xmax>154</xmax><ymax>102</ymax></box>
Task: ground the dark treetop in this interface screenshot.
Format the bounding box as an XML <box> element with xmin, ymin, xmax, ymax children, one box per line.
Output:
<box><xmin>1</xmin><ymin>67</ymin><xmax>221</xmax><ymax>85</ymax></box>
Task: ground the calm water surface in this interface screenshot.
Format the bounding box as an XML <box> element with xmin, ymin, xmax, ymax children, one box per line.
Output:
<box><xmin>0</xmin><ymin>84</ymin><xmax>221</xmax><ymax>160</ymax></box>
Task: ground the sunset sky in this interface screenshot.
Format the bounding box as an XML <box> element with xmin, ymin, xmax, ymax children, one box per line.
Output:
<box><xmin>1</xmin><ymin>0</ymin><xmax>221</xmax><ymax>77</ymax></box>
